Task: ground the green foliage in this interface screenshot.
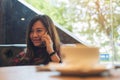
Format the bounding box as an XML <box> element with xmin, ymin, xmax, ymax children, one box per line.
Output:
<box><xmin>25</xmin><ymin>0</ymin><xmax>68</xmax><ymax>29</ymax></box>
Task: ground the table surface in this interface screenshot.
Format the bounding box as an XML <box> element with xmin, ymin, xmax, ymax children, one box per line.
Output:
<box><xmin>0</xmin><ymin>66</ymin><xmax>120</xmax><ymax>80</ymax></box>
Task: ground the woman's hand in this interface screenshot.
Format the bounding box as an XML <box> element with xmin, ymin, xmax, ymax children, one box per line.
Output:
<box><xmin>41</xmin><ymin>32</ymin><xmax>54</xmax><ymax>54</ymax></box>
<box><xmin>41</xmin><ymin>32</ymin><xmax>61</xmax><ymax>63</ymax></box>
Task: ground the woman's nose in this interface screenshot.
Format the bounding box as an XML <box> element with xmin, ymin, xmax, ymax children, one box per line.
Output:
<box><xmin>32</xmin><ymin>32</ymin><xmax>38</xmax><ymax>37</ymax></box>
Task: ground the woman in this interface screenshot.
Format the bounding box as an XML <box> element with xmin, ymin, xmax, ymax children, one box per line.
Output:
<box><xmin>10</xmin><ymin>14</ymin><xmax>62</xmax><ymax>65</ymax></box>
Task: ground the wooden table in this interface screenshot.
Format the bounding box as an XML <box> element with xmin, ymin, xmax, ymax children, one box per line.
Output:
<box><xmin>0</xmin><ymin>66</ymin><xmax>120</xmax><ymax>80</ymax></box>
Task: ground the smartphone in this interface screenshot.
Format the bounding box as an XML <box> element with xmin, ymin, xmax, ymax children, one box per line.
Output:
<box><xmin>40</xmin><ymin>32</ymin><xmax>48</xmax><ymax>47</ymax></box>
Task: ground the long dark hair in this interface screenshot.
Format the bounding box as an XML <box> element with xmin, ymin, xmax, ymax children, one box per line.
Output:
<box><xmin>26</xmin><ymin>14</ymin><xmax>61</xmax><ymax>59</ymax></box>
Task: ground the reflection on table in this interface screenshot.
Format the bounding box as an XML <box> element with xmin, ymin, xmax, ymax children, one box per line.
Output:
<box><xmin>0</xmin><ymin>66</ymin><xmax>120</xmax><ymax>80</ymax></box>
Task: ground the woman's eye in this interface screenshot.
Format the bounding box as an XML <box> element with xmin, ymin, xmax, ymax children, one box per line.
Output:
<box><xmin>37</xmin><ymin>30</ymin><xmax>42</xmax><ymax>33</ymax></box>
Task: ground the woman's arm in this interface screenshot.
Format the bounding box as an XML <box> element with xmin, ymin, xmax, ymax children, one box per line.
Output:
<box><xmin>49</xmin><ymin>51</ymin><xmax>61</xmax><ymax>63</ymax></box>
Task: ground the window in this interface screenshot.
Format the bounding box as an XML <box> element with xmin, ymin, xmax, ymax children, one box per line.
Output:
<box><xmin>24</xmin><ymin>0</ymin><xmax>120</xmax><ymax>64</ymax></box>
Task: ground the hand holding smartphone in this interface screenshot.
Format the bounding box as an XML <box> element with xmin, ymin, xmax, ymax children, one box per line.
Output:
<box><xmin>40</xmin><ymin>32</ymin><xmax>48</xmax><ymax>47</ymax></box>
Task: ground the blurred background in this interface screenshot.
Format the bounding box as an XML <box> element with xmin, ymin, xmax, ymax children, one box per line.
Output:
<box><xmin>0</xmin><ymin>0</ymin><xmax>120</xmax><ymax>66</ymax></box>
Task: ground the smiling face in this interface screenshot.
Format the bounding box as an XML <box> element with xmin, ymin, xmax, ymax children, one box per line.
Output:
<box><xmin>30</xmin><ymin>20</ymin><xmax>47</xmax><ymax>47</ymax></box>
